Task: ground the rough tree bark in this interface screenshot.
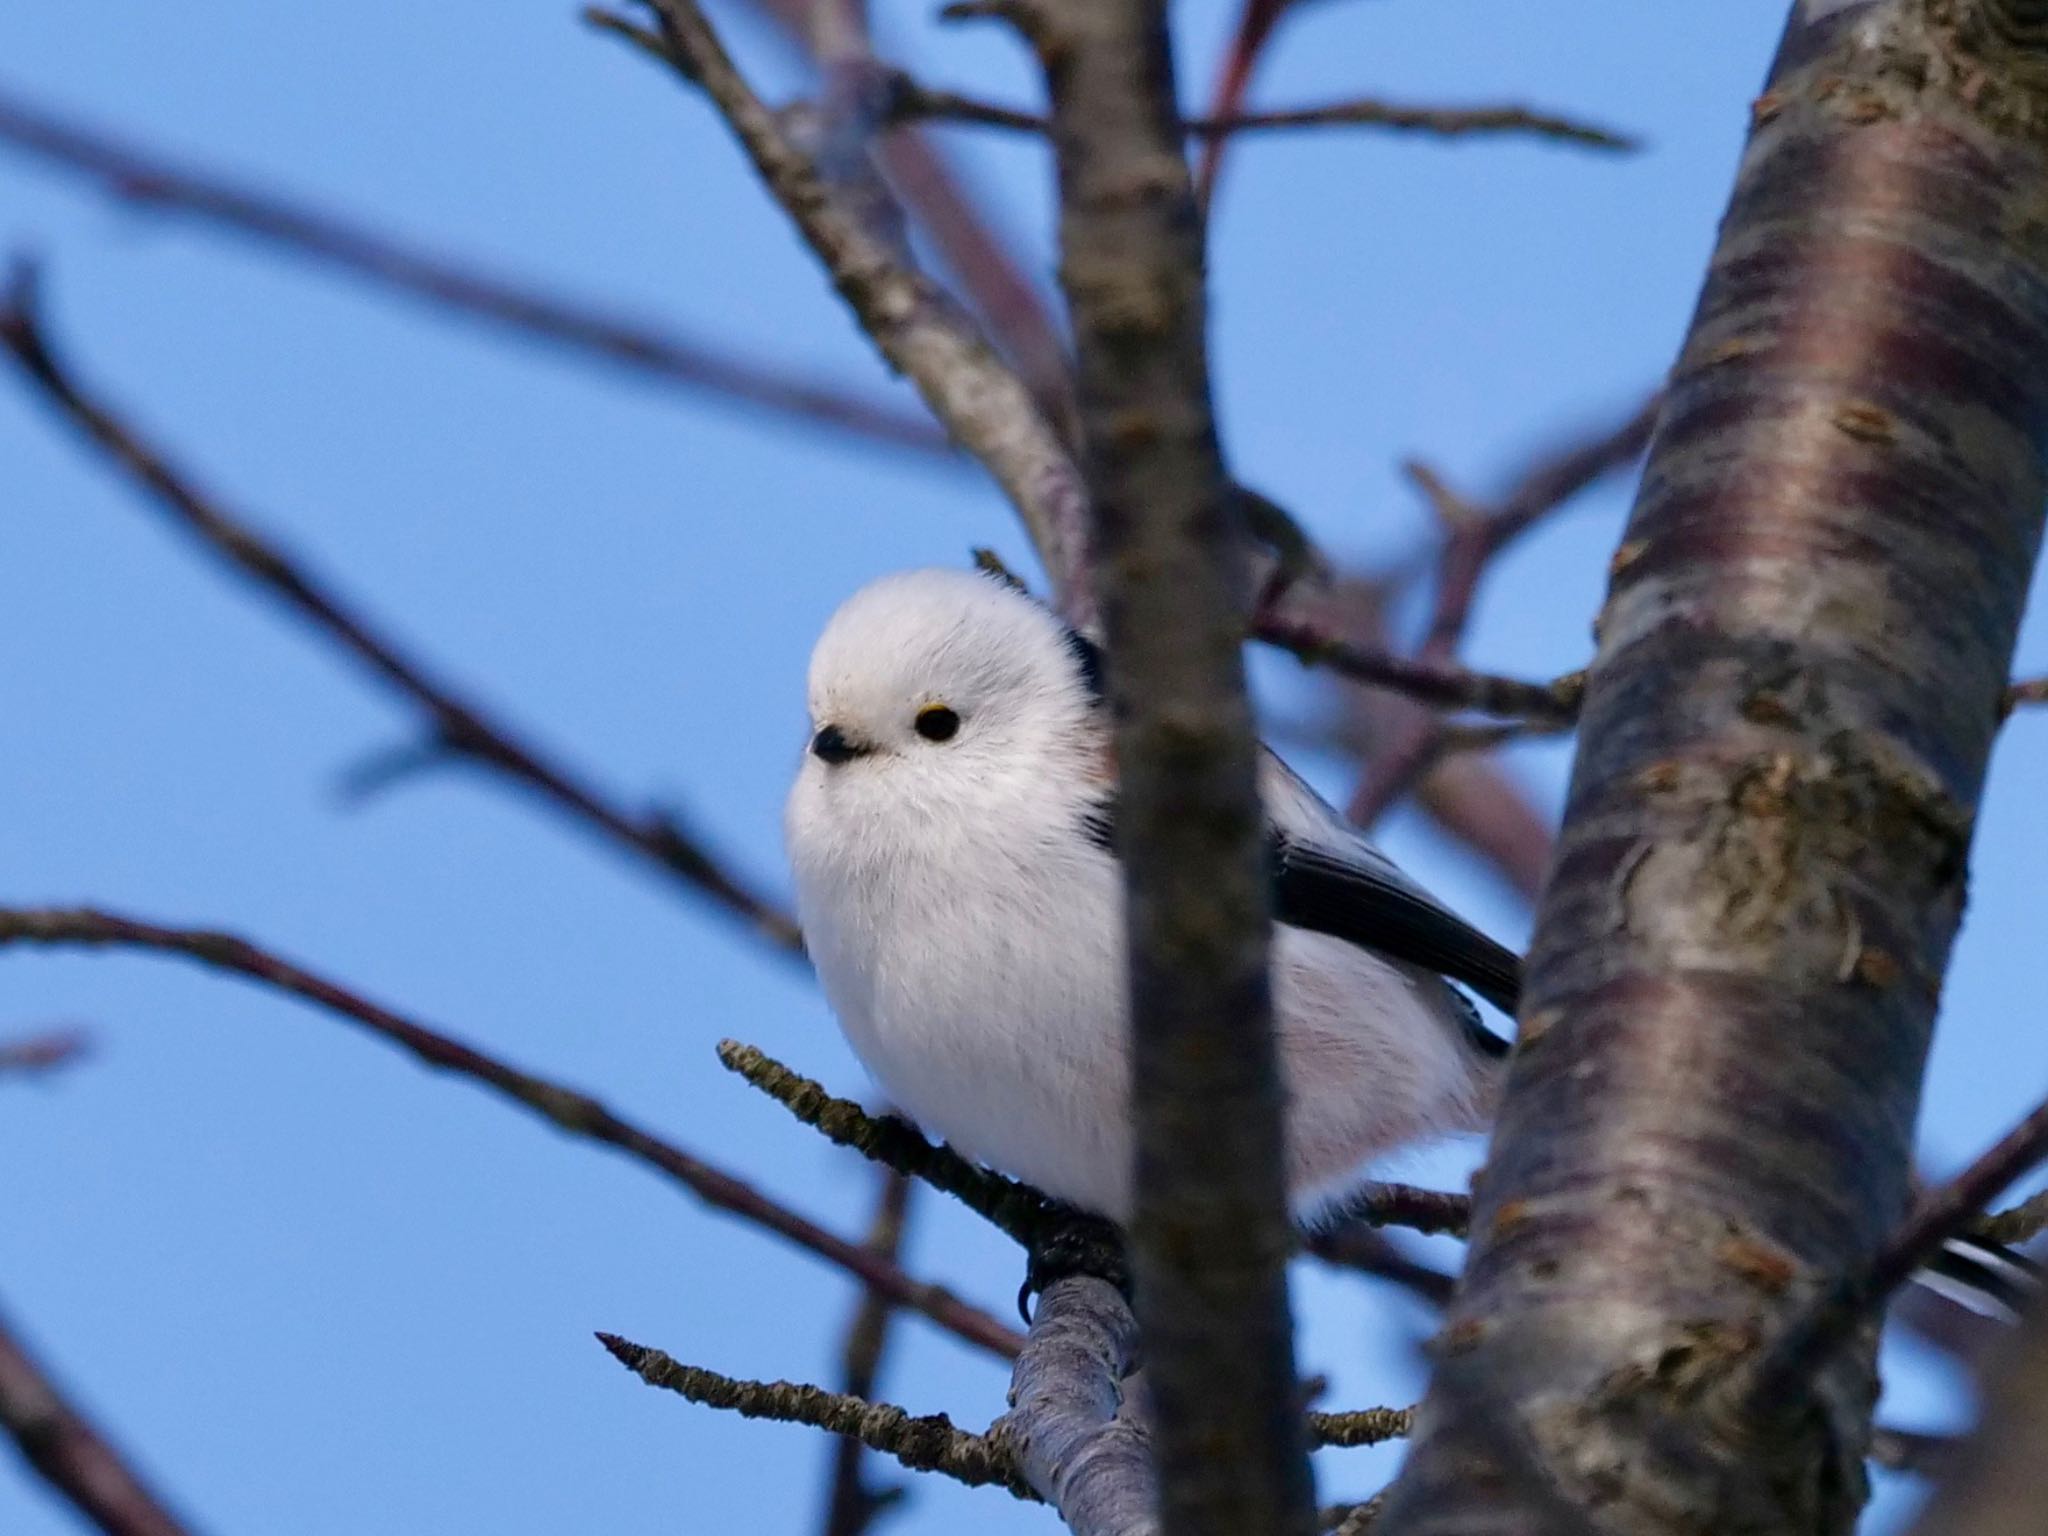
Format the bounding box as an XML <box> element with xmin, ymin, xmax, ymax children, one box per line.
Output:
<box><xmin>1008</xmin><ymin>2</ymin><xmax>1317</xmax><ymax>1534</ymax></box>
<box><xmin>1382</xmin><ymin>3</ymin><xmax>2048</xmax><ymax>1533</ymax></box>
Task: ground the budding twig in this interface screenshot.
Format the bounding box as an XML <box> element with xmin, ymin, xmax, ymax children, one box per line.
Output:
<box><xmin>597</xmin><ymin>1334</ymin><xmax>1031</xmax><ymax>1496</ymax></box>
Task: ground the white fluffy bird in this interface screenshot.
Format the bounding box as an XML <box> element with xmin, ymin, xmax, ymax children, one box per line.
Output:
<box><xmin>785</xmin><ymin>565</ymin><xmax>2041</xmax><ymax>1323</ymax></box>
<box><xmin>785</xmin><ymin>566</ymin><xmax>1518</xmax><ymax>1225</ymax></box>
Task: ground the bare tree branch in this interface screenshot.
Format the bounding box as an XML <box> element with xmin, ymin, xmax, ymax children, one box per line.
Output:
<box><xmin>1976</xmin><ymin>1185</ymin><xmax>2048</xmax><ymax>1245</ymax></box>
<box><xmin>0</xmin><ymin>271</ymin><xmax>804</xmax><ymax>959</ymax></box>
<box><xmin>718</xmin><ymin>1039</ymin><xmax>1055</xmax><ymax>1246</ymax></box>
<box><xmin>1350</xmin><ymin>395</ymin><xmax>1657</xmax><ymax>825</ymax></box>
<box><xmin>1305</xmin><ymin>1407</ymin><xmax>1413</xmax><ymax>1448</ymax></box>
<box><xmin>822</xmin><ymin>1169</ymin><xmax>916</xmax><ymax>1536</ymax></box>
<box><xmin>596</xmin><ymin>1334</ymin><xmax>1032</xmax><ymax>1495</ymax></box>
<box><xmin>1255</xmin><ymin>607</ymin><xmax>1583</xmax><ymax>723</ymax></box>
<box><xmin>1383</xmin><ymin>4</ymin><xmax>2048</xmax><ymax>1531</ymax></box>
<box><xmin>1182</xmin><ymin>99</ymin><xmax>1633</xmax><ymax>147</ymax></box>
<box><xmin>0</xmin><ymin>1301</ymin><xmax>200</xmax><ymax>1536</ymax></box>
<box><xmin>1308</xmin><ymin>577</ymin><xmax>1558</xmax><ymax>901</ymax></box>
<box><xmin>991</xmin><ymin>1275</ymin><xmax>1157</xmax><ymax>1536</ymax></box>
<box><xmin>603</xmin><ymin>1295</ymin><xmax>1402</xmax><ymax>1524</ymax></box>
<box><xmin>887</xmin><ymin>79</ymin><xmax>1637</xmax><ymax>152</ymax></box>
<box><xmin>603</xmin><ymin>0</ymin><xmax>1097</xmax><ymax>621</ymax></box>
<box><xmin>737</xmin><ymin>0</ymin><xmax>1077</xmax><ymax>429</ymax></box>
<box><xmin>1321</xmin><ymin>1493</ymin><xmax>1385</xmax><ymax>1536</ymax></box>
<box><xmin>1194</xmin><ymin>0</ymin><xmax>1295</xmax><ymax>207</ymax></box>
<box><xmin>997</xmin><ymin>1</ymin><xmax>1316</xmax><ymax>1532</ymax></box>
<box><xmin>1411</xmin><ymin>396</ymin><xmax>1663</xmax><ymax>662</ymax></box>
<box><xmin>722</xmin><ymin>1039</ymin><xmax>1475</xmax><ymax>1262</ymax></box>
<box><xmin>1303</xmin><ymin>1227</ymin><xmax>1455</xmax><ymax>1309</ymax></box>
<box><xmin>2001</xmin><ymin>673</ymin><xmax>2048</xmax><ymax>711</ymax></box>
<box><xmin>1868</xmin><ymin>1425</ymin><xmax>1955</xmax><ymax>1477</ymax></box>
<box><xmin>0</xmin><ymin>86</ymin><xmax>948</xmax><ymax>455</ymax></box>
<box><xmin>0</xmin><ymin>1027</ymin><xmax>91</xmax><ymax>1079</ymax></box>
<box><xmin>1318</xmin><ymin>1184</ymin><xmax>1472</xmax><ymax>1240</ymax></box>
<box><xmin>0</xmin><ymin>906</ymin><xmax>1022</xmax><ymax>1359</ymax></box>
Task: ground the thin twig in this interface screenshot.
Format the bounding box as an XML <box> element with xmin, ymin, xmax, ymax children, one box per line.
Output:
<box><xmin>1306</xmin><ymin>1407</ymin><xmax>1414</xmax><ymax>1448</ymax></box>
<box><xmin>1304</xmin><ymin>1226</ymin><xmax>1455</xmax><ymax>1308</ymax></box>
<box><xmin>822</xmin><ymin>1169</ymin><xmax>916</xmax><ymax>1536</ymax></box>
<box><xmin>1319</xmin><ymin>1183</ymin><xmax>1473</xmax><ymax>1239</ymax></box>
<box><xmin>1977</xmin><ymin>1186</ymin><xmax>2048</xmax><ymax>1246</ymax></box>
<box><xmin>725</xmin><ymin>1037</ymin><xmax>1478</xmax><ymax>1255</ymax></box>
<box><xmin>0</xmin><ymin>1300</ymin><xmax>200</xmax><ymax>1536</ymax></box>
<box><xmin>0</xmin><ymin>87</ymin><xmax>946</xmax><ymax>454</ymax></box>
<box><xmin>1306</xmin><ymin>576</ymin><xmax>1557</xmax><ymax>900</ymax></box>
<box><xmin>0</xmin><ymin>906</ymin><xmax>1022</xmax><ymax>1359</ymax></box>
<box><xmin>1413</xmin><ymin>395</ymin><xmax>1662</xmax><ymax>660</ymax></box>
<box><xmin>0</xmin><ymin>271</ymin><xmax>804</xmax><ymax>958</ymax></box>
<box><xmin>1195</xmin><ymin>0</ymin><xmax>1295</xmax><ymax>207</ymax></box>
<box><xmin>716</xmin><ymin>1040</ymin><xmax>1051</xmax><ymax>1245</ymax></box>
<box><xmin>890</xmin><ymin>78</ymin><xmax>1634</xmax><ymax>151</ymax></box>
<box><xmin>597</xmin><ymin>1334</ymin><xmax>1032</xmax><ymax>1496</ymax></box>
<box><xmin>736</xmin><ymin>0</ymin><xmax>1077</xmax><ymax>431</ymax></box>
<box><xmin>2003</xmin><ymin>675</ymin><xmax>2048</xmax><ymax>714</ymax></box>
<box><xmin>0</xmin><ymin>1027</ymin><xmax>92</xmax><ymax>1079</ymax></box>
<box><xmin>1254</xmin><ymin>608</ymin><xmax>1582</xmax><ymax>724</ymax></box>
<box><xmin>1752</xmin><ymin>1084</ymin><xmax>2048</xmax><ymax>1408</ymax></box>
<box><xmin>1186</xmin><ymin>99</ymin><xmax>1633</xmax><ymax>147</ymax></box>
<box><xmin>601</xmin><ymin>0</ymin><xmax>1096</xmax><ymax>621</ymax></box>
<box><xmin>1870</xmin><ymin>1426</ymin><xmax>1955</xmax><ymax>1477</ymax></box>
<box><xmin>1323</xmin><ymin>1492</ymin><xmax>1387</xmax><ymax>1536</ymax></box>
<box><xmin>1350</xmin><ymin>396</ymin><xmax>1657</xmax><ymax>824</ymax></box>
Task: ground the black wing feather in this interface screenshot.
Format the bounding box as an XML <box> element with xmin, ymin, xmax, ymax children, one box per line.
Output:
<box><xmin>1079</xmin><ymin>802</ymin><xmax>1522</xmax><ymax>1048</ymax></box>
<box><xmin>1270</xmin><ymin>835</ymin><xmax>1524</xmax><ymax>1023</ymax></box>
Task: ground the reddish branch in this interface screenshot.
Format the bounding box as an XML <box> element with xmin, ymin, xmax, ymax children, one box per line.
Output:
<box><xmin>0</xmin><ymin>86</ymin><xmax>945</xmax><ymax>454</ymax></box>
<box><xmin>740</xmin><ymin>0</ymin><xmax>1077</xmax><ymax>432</ymax></box>
<box><xmin>0</xmin><ymin>1303</ymin><xmax>199</xmax><ymax>1536</ymax></box>
<box><xmin>1348</xmin><ymin>395</ymin><xmax>1659</xmax><ymax>825</ymax></box>
<box><xmin>0</xmin><ymin>1027</ymin><xmax>91</xmax><ymax>1078</ymax></box>
<box><xmin>605</xmin><ymin>0</ymin><xmax>1097</xmax><ymax>621</ymax></box>
<box><xmin>0</xmin><ymin>906</ymin><xmax>1021</xmax><ymax>1359</ymax></box>
<box><xmin>0</xmin><ymin>273</ymin><xmax>804</xmax><ymax>958</ymax></box>
<box><xmin>891</xmin><ymin>78</ymin><xmax>1634</xmax><ymax>151</ymax></box>
<box><xmin>1188</xmin><ymin>0</ymin><xmax>1629</xmax><ymax>205</ymax></box>
<box><xmin>822</xmin><ymin>1170</ymin><xmax>916</xmax><ymax>1536</ymax></box>
<box><xmin>1411</xmin><ymin>394</ymin><xmax>1663</xmax><ymax>662</ymax></box>
<box><xmin>1195</xmin><ymin>0</ymin><xmax>1294</xmax><ymax>206</ymax></box>
<box><xmin>1256</xmin><ymin>606</ymin><xmax>1581</xmax><ymax>723</ymax></box>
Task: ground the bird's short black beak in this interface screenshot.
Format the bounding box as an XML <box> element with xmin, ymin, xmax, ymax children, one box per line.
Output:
<box><xmin>810</xmin><ymin>724</ymin><xmax>864</xmax><ymax>765</ymax></box>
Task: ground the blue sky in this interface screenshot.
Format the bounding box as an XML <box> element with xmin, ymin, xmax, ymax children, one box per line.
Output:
<box><xmin>3</xmin><ymin>3</ymin><xmax>2044</xmax><ymax>1532</ymax></box>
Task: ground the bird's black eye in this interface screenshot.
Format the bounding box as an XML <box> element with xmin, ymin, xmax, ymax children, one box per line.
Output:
<box><xmin>914</xmin><ymin>705</ymin><xmax>961</xmax><ymax>742</ymax></box>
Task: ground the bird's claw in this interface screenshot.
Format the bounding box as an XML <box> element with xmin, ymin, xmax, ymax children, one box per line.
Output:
<box><xmin>1017</xmin><ymin>1204</ymin><xmax>1131</xmax><ymax>1323</ymax></box>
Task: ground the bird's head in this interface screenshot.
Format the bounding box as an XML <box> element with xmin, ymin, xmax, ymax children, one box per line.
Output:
<box><xmin>789</xmin><ymin>568</ymin><xmax>1107</xmax><ymax>833</ymax></box>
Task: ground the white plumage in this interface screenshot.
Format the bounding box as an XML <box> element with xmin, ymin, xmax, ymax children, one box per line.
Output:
<box><xmin>784</xmin><ymin>567</ymin><xmax>1507</xmax><ymax>1223</ymax></box>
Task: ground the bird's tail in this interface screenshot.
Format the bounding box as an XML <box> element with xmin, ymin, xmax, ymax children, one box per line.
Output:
<box><xmin>1919</xmin><ymin>1234</ymin><xmax>2042</xmax><ymax>1324</ymax></box>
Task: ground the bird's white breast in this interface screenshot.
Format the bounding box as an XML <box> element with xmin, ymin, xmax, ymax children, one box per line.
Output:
<box><xmin>787</xmin><ymin>765</ymin><xmax>1494</xmax><ymax>1222</ymax></box>
<box><xmin>791</xmin><ymin>775</ymin><xmax>1138</xmax><ymax>1215</ymax></box>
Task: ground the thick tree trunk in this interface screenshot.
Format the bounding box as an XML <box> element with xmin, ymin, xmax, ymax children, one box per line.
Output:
<box><xmin>1382</xmin><ymin>3</ymin><xmax>2048</xmax><ymax>1533</ymax></box>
